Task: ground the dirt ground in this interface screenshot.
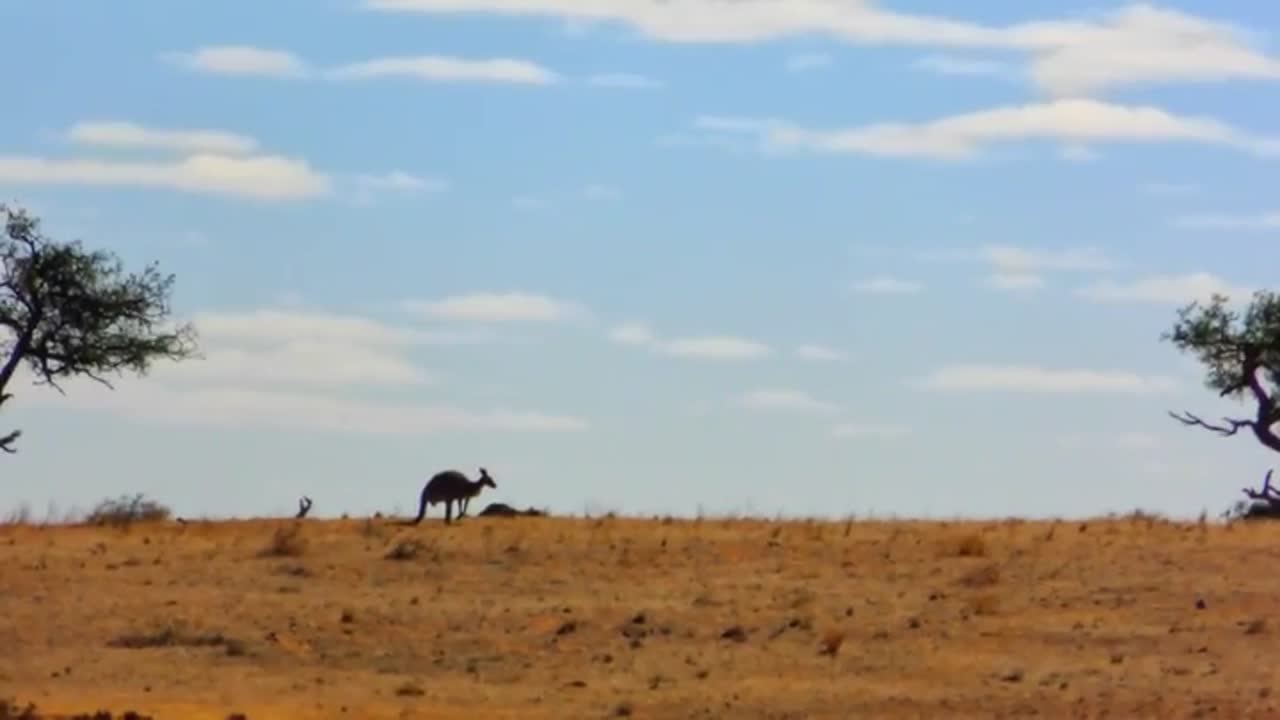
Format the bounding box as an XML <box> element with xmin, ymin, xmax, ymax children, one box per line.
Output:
<box><xmin>2</xmin><ymin>512</ymin><xmax>1278</xmax><ymax>719</ymax></box>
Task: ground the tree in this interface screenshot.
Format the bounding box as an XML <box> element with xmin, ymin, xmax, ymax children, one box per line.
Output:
<box><xmin>1164</xmin><ymin>290</ymin><xmax>1280</xmax><ymax>453</ymax></box>
<box><xmin>1163</xmin><ymin>289</ymin><xmax>1280</xmax><ymax>516</ymax></box>
<box><xmin>0</xmin><ymin>204</ymin><xmax>197</xmax><ymax>454</ymax></box>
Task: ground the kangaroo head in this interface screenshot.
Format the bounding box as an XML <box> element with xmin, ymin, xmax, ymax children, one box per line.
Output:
<box><xmin>479</xmin><ymin>467</ymin><xmax>497</xmax><ymax>488</ymax></box>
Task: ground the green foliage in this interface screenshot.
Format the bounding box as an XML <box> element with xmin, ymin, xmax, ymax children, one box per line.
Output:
<box><xmin>0</xmin><ymin>204</ymin><xmax>197</xmax><ymax>453</ymax></box>
<box><xmin>1163</xmin><ymin>290</ymin><xmax>1280</xmax><ymax>400</ymax></box>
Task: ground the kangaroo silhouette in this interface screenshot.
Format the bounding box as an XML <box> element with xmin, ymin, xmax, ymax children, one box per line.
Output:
<box><xmin>410</xmin><ymin>467</ymin><xmax>497</xmax><ymax>524</ymax></box>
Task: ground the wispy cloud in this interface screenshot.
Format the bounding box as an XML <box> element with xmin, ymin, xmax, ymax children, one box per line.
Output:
<box><xmin>737</xmin><ymin>388</ymin><xmax>839</xmax><ymax>414</ymax></box>
<box><xmin>360</xmin><ymin>2</ymin><xmax>1280</xmax><ymax>97</ymax></box>
<box><xmin>67</xmin><ymin>121</ymin><xmax>259</xmax><ymax>155</ymax></box>
<box><xmin>786</xmin><ymin>52</ymin><xmax>833</xmax><ymax>72</ymax></box>
<box><xmin>1170</xmin><ymin>211</ymin><xmax>1280</xmax><ymax>231</ymax></box>
<box><xmin>162</xmin><ymin>46</ymin><xmax>308</xmax><ymax>78</ymax></box>
<box><xmin>830</xmin><ymin>422</ymin><xmax>911</xmax><ymax>439</ymax></box>
<box><xmin>608</xmin><ymin>323</ymin><xmax>655</xmax><ymax>346</ymax></box>
<box><xmin>1076</xmin><ymin>273</ymin><xmax>1253</xmax><ymax>304</ymax></box>
<box><xmin>405</xmin><ymin>292</ymin><xmax>583</xmax><ymax>323</ymax></box>
<box><xmin>913</xmin><ymin>54</ymin><xmax>1011</xmax><ymax>77</ymax></box>
<box><xmin>582</xmin><ymin>183</ymin><xmax>621</xmax><ymax>200</ymax></box>
<box><xmin>1055</xmin><ymin>431</ymin><xmax>1162</xmax><ymax>451</ymax></box>
<box><xmin>587</xmin><ymin>72</ymin><xmax>663</xmax><ymax>89</ymax></box>
<box><xmin>608</xmin><ymin>323</ymin><xmax>772</xmax><ymax>360</ymax></box>
<box><xmin>983</xmin><ymin>272</ymin><xmax>1044</xmax><ymax>292</ymax></box>
<box><xmin>759</xmin><ymin>99</ymin><xmax>1280</xmax><ymax>161</ymax></box>
<box><xmin>911</xmin><ymin>364</ymin><xmax>1178</xmax><ymax>394</ymax></box>
<box><xmin>851</xmin><ymin>276</ymin><xmax>922</xmax><ymax>295</ymax></box>
<box><xmin>355</xmin><ymin>171</ymin><xmax>449</xmax><ymax>194</ymax></box>
<box><xmin>661</xmin><ymin>336</ymin><xmax>772</xmax><ymax>360</ymax></box>
<box><xmin>0</xmin><ymin>154</ymin><xmax>329</xmax><ymax>201</ymax></box>
<box><xmin>328</xmin><ymin>55</ymin><xmax>559</xmax><ymax>85</ymax></box>
<box><xmin>23</xmin><ymin>376</ymin><xmax>587</xmax><ymax>435</ymax></box>
<box><xmin>981</xmin><ymin>245</ymin><xmax>1114</xmax><ymax>272</ymax></box>
<box><xmin>795</xmin><ymin>344</ymin><xmax>848</xmax><ymax>362</ymax></box>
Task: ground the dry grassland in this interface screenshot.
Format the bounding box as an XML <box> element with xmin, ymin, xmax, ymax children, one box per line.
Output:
<box><xmin>2</xmin><ymin>512</ymin><xmax>1278</xmax><ymax>719</ymax></box>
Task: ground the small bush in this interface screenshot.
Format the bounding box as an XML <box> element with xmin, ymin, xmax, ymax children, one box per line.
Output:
<box><xmin>959</xmin><ymin>563</ymin><xmax>1001</xmax><ymax>588</ymax></box>
<box><xmin>85</xmin><ymin>494</ymin><xmax>171</xmax><ymax>528</ymax></box>
<box><xmin>952</xmin><ymin>533</ymin><xmax>988</xmax><ymax>558</ymax></box>
<box><xmin>385</xmin><ymin>539</ymin><xmax>423</xmax><ymax>561</ymax></box>
<box><xmin>259</xmin><ymin>523</ymin><xmax>307</xmax><ymax>558</ymax></box>
<box><xmin>965</xmin><ymin>593</ymin><xmax>1000</xmax><ymax>616</ymax></box>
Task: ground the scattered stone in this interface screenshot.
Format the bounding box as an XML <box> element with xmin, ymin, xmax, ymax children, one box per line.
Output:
<box><xmin>720</xmin><ymin>625</ymin><xmax>747</xmax><ymax>643</ymax></box>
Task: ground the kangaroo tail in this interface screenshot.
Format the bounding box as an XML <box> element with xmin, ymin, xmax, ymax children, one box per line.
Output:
<box><xmin>409</xmin><ymin>485</ymin><xmax>429</xmax><ymax>525</ymax></box>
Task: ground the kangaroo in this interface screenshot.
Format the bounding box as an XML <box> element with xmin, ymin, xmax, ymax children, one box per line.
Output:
<box><xmin>409</xmin><ymin>467</ymin><xmax>497</xmax><ymax>525</ymax></box>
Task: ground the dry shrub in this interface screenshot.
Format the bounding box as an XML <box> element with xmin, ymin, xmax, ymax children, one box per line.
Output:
<box><xmin>85</xmin><ymin>493</ymin><xmax>171</xmax><ymax>528</ymax></box>
<box><xmin>385</xmin><ymin>538</ymin><xmax>424</xmax><ymax>561</ymax></box>
<box><xmin>951</xmin><ymin>533</ymin><xmax>988</xmax><ymax>558</ymax></box>
<box><xmin>965</xmin><ymin>593</ymin><xmax>1000</xmax><ymax>616</ymax></box>
<box><xmin>959</xmin><ymin>563</ymin><xmax>1001</xmax><ymax>588</ymax></box>
<box><xmin>260</xmin><ymin>523</ymin><xmax>307</xmax><ymax>558</ymax></box>
<box><xmin>108</xmin><ymin>621</ymin><xmax>244</xmax><ymax>655</ymax></box>
<box><xmin>819</xmin><ymin>628</ymin><xmax>845</xmax><ymax>657</ymax></box>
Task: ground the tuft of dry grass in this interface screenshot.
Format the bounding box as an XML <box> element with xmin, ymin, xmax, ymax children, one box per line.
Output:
<box><xmin>951</xmin><ymin>532</ymin><xmax>989</xmax><ymax>558</ymax></box>
<box><xmin>258</xmin><ymin>522</ymin><xmax>307</xmax><ymax>557</ymax></box>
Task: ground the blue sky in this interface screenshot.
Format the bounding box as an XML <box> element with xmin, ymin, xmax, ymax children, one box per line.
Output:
<box><xmin>3</xmin><ymin>1</ymin><xmax>1280</xmax><ymax>520</ymax></box>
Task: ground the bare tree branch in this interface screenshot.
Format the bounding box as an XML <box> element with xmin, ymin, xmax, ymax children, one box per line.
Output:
<box><xmin>0</xmin><ymin>429</ymin><xmax>20</xmax><ymax>454</ymax></box>
<box><xmin>1168</xmin><ymin>410</ymin><xmax>1254</xmax><ymax>437</ymax></box>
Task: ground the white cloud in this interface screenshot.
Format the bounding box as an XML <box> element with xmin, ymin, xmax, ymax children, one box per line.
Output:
<box><xmin>0</xmin><ymin>153</ymin><xmax>330</xmax><ymax>201</ymax></box>
<box><xmin>11</xmin><ymin>305</ymin><xmax>582</xmax><ymax>435</ymax></box>
<box><xmin>328</xmin><ymin>55</ymin><xmax>558</xmax><ymax>85</ymax></box>
<box><xmin>587</xmin><ymin>72</ymin><xmax>663</xmax><ymax>89</ymax></box>
<box><xmin>982</xmin><ymin>245</ymin><xmax>1113</xmax><ymax>272</ymax></box>
<box><xmin>1170</xmin><ymin>211</ymin><xmax>1280</xmax><ymax>231</ymax></box>
<box><xmin>512</xmin><ymin>194</ymin><xmax>546</xmax><ymax>211</ymax></box>
<box><xmin>984</xmin><ymin>272</ymin><xmax>1044</xmax><ymax>291</ymax></box>
<box><xmin>360</xmin><ymin>2</ymin><xmax>1280</xmax><ymax>96</ymax></box>
<box><xmin>830</xmin><ymin>422</ymin><xmax>911</xmax><ymax>439</ymax></box>
<box><xmin>1025</xmin><ymin>6</ymin><xmax>1280</xmax><ymax>97</ymax></box>
<box><xmin>162</xmin><ymin>308</ymin><xmax>495</xmax><ymax>389</ymax></box>
<box><xmin>1056</xmin><ymin>431</ymin><xmax>1162</xmax><ymax>451</ymax></box>
<box><xmin>737</xmin><ymin>388</ymin><xmax>839</xmax><ymax>414</ymax></box>
<box><xmin>1077</xmin><ymin>273</ymin><xmax>1254</xmax><ymax>304</ymax></box>
<box><xmin>609</xmin><ymin>323</ymin><xmax>654</xmax><ymax>346</ymax></box>
<box><xmin>912</xmin><ymin>365</ymin><xmax>1178</xmax><ymax>394</ymax></box>
<box><xmin>660</xmin><ymin>336</ymin><xmax>772</xmax><ymax>360</ymax></box>
<box><xmin>786</xmin><ymin>52</ymin><xmax>833</xmax><ymax>72</ymax></box>
<box><xmin>582</xmin><ymin>183</ymin><xmax>621</xmax><ymax>200</ymax></box>
<box><xmin>608</xmin><ymin>323</ymin><xmax>771</xmax><ymax>360</ymax></box>
<box><xmin>760</xmin><ymin>99</ymin><xmax>1280</xmax><ymax>160</ymax></box>
<box><xmin>795</xmin><ymin>344</ymin><xmax>847</xmax><ymax>362</ymax></box>
<box><xmin>405</xmin><ymin>292</ymin><xmax>581</xmax><ymax>323</ymax></box>
<box><xmin>192</xmin><ymin>308</ymin><xmax>492</xmax><ymax>347</ymax></box>
<box><xmin>161</xmin><ymin>341</ymin><xmax>433</xmax><ymax>388</ymax></box>
<box><xmin>22</xmin><ymin>379</ymin><xmax>586</xmax><ymax>435</ymax></box>
<box><xmin>913</xmin><ymin>54</ymin><xmax>1011</xmax><ymax>77</ymax></box>
<box><xmin>1059</xmin><ymin>144</ymin><xmax>1099</xmax><ymax>163</ymax></box>
<box><xmin>67</xmin><ymin>121</ymin><xmax>259</xmax><ymax>155</ymax></box>
<box><xmin>355</xmin><ymin>171</ymin><xmax>449</xmax><ymax>194</ymax></box>
<box><xmin>851</xmin><ymin>276</ymin><xmax>922</xmax><ymax>294</ymax></box>
<box><xmin>165</xmin><ymin>46</ymin><xmax>308</xmax><ymax>78</ymax></box>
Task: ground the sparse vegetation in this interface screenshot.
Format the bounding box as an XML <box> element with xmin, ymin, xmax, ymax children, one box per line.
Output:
<box><xmin>84</xmin><ymin>493</ymin><xmax>171</xmax><ymax>528</ymax></box>
<box><xmin>259</xmin><ymin>522</ymin><xmax>307</xmax><ymax>557</ymax></box>
<box><xmin>3</xmin><ymin>514</ymin><xmax>1280</xmax><ymax>717</ymax></box>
